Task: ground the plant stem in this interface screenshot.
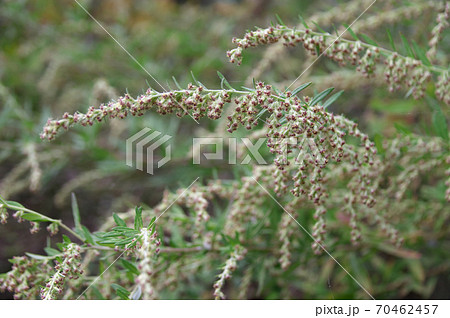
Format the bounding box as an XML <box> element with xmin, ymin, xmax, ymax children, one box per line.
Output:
<box><xmin>0</xmin><ymin>196</ymin><xmax>85</xmax><ymax>242</ymax></box>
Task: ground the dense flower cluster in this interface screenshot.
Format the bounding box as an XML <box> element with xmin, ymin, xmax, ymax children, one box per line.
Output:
<box><xmin>227</xmin><ymin>25</ymin><xmax>449</xmax><ymax>105</ymax></box>
<box><xmin>246</xmin><ymin>0</ymin><xmax>440</xmax><ymax>84</ymax></box>
<box><xmin>0</xmin><ymin>256</ymin><xmax>52</xmax><ymax>299</ymax></box>
<box><xmin>213</xmin><ymin>245</ymin><xmax>247</xmax><ymax>299</ymax></box>
<box><xmin>40</xmin><ymin>85</ymin><xmax>232</xmax><ymax>140</ymax></box>
<box><xmin>135</xmin><ymin>227</ymin><xmax>161</xmax><ymax>299</ymax></box>
<box><xmin>41</xmin><ymin>81</ymin><xmax>392</xmax><ymax>255</ymax></box>
<box><xmin>40</xmin><ymin>244</ymin><xmax>83</xmax><ymax>300</ymax></box>
<box><xmin>427</xmin><ymin>2</ymin><xmax>449</xmax><ymax>61</ymax></box>
<box><xmin>0</xmin><ymin>203</ymin><xmax>7</xmax><ymax>224</ymax></box>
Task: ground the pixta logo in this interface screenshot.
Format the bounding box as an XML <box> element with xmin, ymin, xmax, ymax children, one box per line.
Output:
<box><xmin>126</xmin><ymin>128</ymin><xmax>172</xmax><ymax>175</ymax></box>
<box><xmin>126</xmin><ymin>128</ymin><xmax>328</xmax><ymax>174</ymax></box>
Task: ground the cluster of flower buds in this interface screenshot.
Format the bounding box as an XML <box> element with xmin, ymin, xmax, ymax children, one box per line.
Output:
<box><xmin>46</xmin><ymin>222</ymin><xmax>59</xmax><ymax>236</ymax></box>
<box><xmin>175</xmin><ymin>186</ymin><xmax>210</xmax><ymax>240</ymax></box>
<box><xmin>135</xmin><ymin>227</ymin><xmax>161</xmax><ymax>299</ymax></box>
<box><xmin>29</xmin><ymin>221</ymin><xmax>40</xmax><ymax>234</ymax></box>
<box><xmin>384</xmin><ymin>54</ymin><xmax>431</xmax><ymax>99</ymax></box>
<box><xmin>0</xmin><ymin>256</ymin><xmax>52</xmax><ymax>299</ymax></box>
<box><xmin>310</xmin><ymin>205</ymin><xmax>327</xmax><ymax>255</ymax></box>
<box><xmin>224</xmin><ymin>171</ymin><xmax>267</xmax><ymax>236</ymax></box>
<box><xmin>228</xmin><ymin>25</ymin><xmax>449</xmax><ymax>105</ymax></box>
<box><xmin>213</xmin><ymin>245</ymin><xmax>247</xmax><ymax>299</ymax></box>
<box><xmin>436</xmin><ymin>72</ymin><xmax>449</xmax><ymax>105</ymax></box>
<box><xmin>427</xmin><ymin>2</ymin><xmax>449</xmax><ymax>61</ymax></box>
<box><xmin>40</xmin><ymin>244</ymin><xmax>83</xmax><ymax>300</ymax></box>
<box><xmin>227</xmin><ymin>27</ymin><xmax>282</xmax><ymax>64</ymax></box>
<box><xmin>41</xmin><ymin>85</ymin><xmax>232</xmax><ymax>140</ymax></box>
<box><xmin>264</xmin><ymin>97</ymin><xmax>377</xmax><ymax>209</ymax></box>
<box><xmin>278</xmin><ymin>198</ymin><xmax>303</xmax><ymax>269</ymax></box>
<box><xmin>0</xmin><ymin>203</ymin><xmax>7</xmax><ymax>224</ymax></box>
<box><xmin>347</xmin><ymin>200</ymin><xmax>362</xmax><ymax>246</ymax></box>
<box><xmin>227</xmin><ymin>82</ymin><xmax>273</xmax><ymax>132</ymax></box>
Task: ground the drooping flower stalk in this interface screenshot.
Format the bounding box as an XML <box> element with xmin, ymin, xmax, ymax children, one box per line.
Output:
<box><xmin>227</xmin><ymin>25</ymin><xmax>449</xmax><ymax>104</ymax></box>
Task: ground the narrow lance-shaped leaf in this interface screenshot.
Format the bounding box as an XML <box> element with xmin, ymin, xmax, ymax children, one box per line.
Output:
<box><xmin>386</xmin><ymin>29</ymin><xmax>396</xmax><ymax>52</ymax></box>
<box><xmin>298</xmin><ymin>15</ymin><xmax>309</xmax><ymax>29</ymax></box>
<box><xmin>21</xmin><ymin>213</ymin><xmax>50</xmax><ymax>222</ymax></box>
<box><xmin>343</xmin><ymin>24</ymin><xmax>359</xmax><ymax>41</ymax></box>
<box><xmin>172</xmin><ymin>76</ymin><xmax>182</xmax><ymax>89</ymax></box>
<box><xmin>400</xmin><ymin>33</ymin><xmax>415</xmax><ymax>58</ymax></box>
<box><xmin>71</xmin><ymin>193</ymin><xmax>81</xmax><ymax>231</ymax></box>
<box><xmin>433</xmin><ymin>111</ymin><xmax>449</xmax><ymax>142</ymax></box>
<box><xmin>291</xmin><ymin>82</ymin><xmax>312</xmax><ymax>96</ymax></box>
<box><xmin>217</xmin><ymin>71</ymin><xmax>234</xmax><ymax>90</ymax></box>
<box><xmin>190</xmin><ymin>71</ymin><xmax>202</xmax><ymax>87</ymax></box>
<box><xmin>111</xmin><ymin>283</ymin><xmax>130</xmax><ymax>300</ymax></box>
<box><xmin>322</xmin><ymin>90</ymin><xmax>344</xmax><ymax>109</ymax></box>
<box><xmin>312</xmin><ymin>21</ymin><xmax>326</xmax><ymax>33</ymax></box>
<box><xmin>411</xmin><ymin>40</ymin><xmax>431</xmax><ymax>67</ymax></box>
<box><xmin>134</xmin><ymin>206</ymin><xmax>143</xmax><ymax>230</ymax></box>
<box><xmin>121</xmin><ymin>259</ymin><xmax>140</xmax><ymax>275</ymax></box>
<box><xmin>81</xmin><ymin>225</ymin><xmax>94</xmax><ymax>245</ymax></box>
<box><xmin>275</xmin><ymin>14</ymin><xmax>285</xmax><ymax>26</ymax></box>
<box><xmin>360</xmin><ymin>33</ymin><xmax>379</xmax><ymax>47</ymax></box>
<box><xmin>310</xmin><ymin>87</ymin><xmax>335</xmax><ymax>106</ymax></box>
<box><xmin>113</xmin><ymin>213</ymin><xmax>127</xmax><ymax>227</ymax></box>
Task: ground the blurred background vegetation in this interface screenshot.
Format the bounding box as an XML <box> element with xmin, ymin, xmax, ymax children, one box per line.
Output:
<box><xmin>0</xmin><ymin>0</ymin><xmax>448</xmax><ymax>299</ymax></box>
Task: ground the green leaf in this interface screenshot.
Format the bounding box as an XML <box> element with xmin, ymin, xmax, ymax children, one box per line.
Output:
<box><xmin>360</xmin><ymin>33</ymin><xmax>378</xmax><ymax>47</ymax></box>
<box><xmin>71</xmin><ymin>193</ymin><xmax>81</xmax><ymax>231</ymax></box>
<box><xmin>343</xmin><ymin>24</ymin><xmax>359</xmax><ymax>41</ymax></box>
<box><xmin>134</xmin><ymin>206</ymin><xmax>143</xmax><ymax>230</ymax></box>
<box><xmin>272</xmin><ymin>86</ymin><xmax>285</xmax><ymax>97</ymax></box>
<box><xmin>44</xmin><ymin>247</ymin><xmax>61</xmax><ymax>257</ymax></box>
<box><xmin>400</xmin><ymin>33</ymin><xmax>415</xmax><ymax>58</ymax></box>
<box><xmin>314</xmin><ymin>43</ymin><xmax>321</xmax><ymax>56</ymax></box>
<box><xmin>411</xmin><ymin>40</ymin><xmax>431</xmax><ymax>66</ymax></box>
<box><xmin>217</xmin><ymin>71</ymin><xmax>233</xmax><ymax>90</ymax></box>
<box><xmin>21</xmin><ymin>213</ymin><xmax>49</xmax><ymax>222</ymax></box>
<box><xmin>148</xmin><ymin>216</ymin><xmax>156</xmax><ymax>228</ymax></box>
<box><xmin>291</xmin><ymin>82</ymin><xmax>312</xmax><ymax>96</ymax></box>
<box><xmin>407</xmin><ymin>259</ymin><xmax>425</xmax><ymax>283</ymax></box>
<box><xmin>275</xmin><ymin>14</ymin><xmax>285</xmax><ymax>26</ymax></box>
<box><xmin>240</xmin><ymin>86</ymin><xmax>255</xmax><ymax>92</ymax></box>
<box><xmin>373</xmin><ymin>133</ymin><xmax>385</xmax><ymax>155</ymax></box>
<box><xmin>111</xmin><ymin>284</ymin><xmax>130</xmax><ymax>300</ymax></box>
<box><xmin>322</xmin><ymin>90</ymin><xmax>344</xmax><ymax>108</ymax></box>
<box><xmin>190</xmin><ymin>71</ymin><xmax>200</xmax><ymax>86</ymax></box>
<box><xmin>386</xmin><ymin>29</ymin><xmax>396</xmax><ymax>51</ymax></box>
<box><xmin>172</xmin><ymin>76</ymin><xmax>182</xmax><ymax>89</ymax></box>
<box><xmin>90</xmin><ymin>286</ymin><xmax>105</xmax><ymax>300</ymax></box>
<box><xmin>26</xmin><ymin>252</ymin><xmax>54</xmax><ymax>260</ymax></box>
<box><xmin>311</xmin><ymin>21</ymin><xmax>326</xmax><ymax>33</ymax></box>
<box><xmin>298</xmin><ymin>15</ymin><xmax>309</xmax><ymax>29</ymax></box>
<box><xmin>81</xmin><ymin>225</ymin><xmax>94</xmax><ymax>244</ymax></box>
<box><xmin>196</xmin><ymin>80</ymin><xmax>207</xmax><ymax>89</ymax></box>
<box><xmin>113</xmin><ymin>213</ymin><xmax>127</xmax><ymax>227</ymax></box>
<box><xmin>432</xmin><ymin>111</ymin><xmax>449</xmax><ymax>141</ymax></box>
<box><xmin>394</xmin><ymin>122</ymin><xmax>411</xmax><ymax>135</ymax></box>
<box><xmin>62</xmin><ymin>235</ymin><xmax>71</xmax><ymax>244</ymax></box>
<box><xmin>5</xmin><ymin>201</ymin><xmax>25</xmax><ymax>209</ymax></box>
<box><xmin>121</xmin><ymin>259</ymin><xmax>140</xmax><ymax>275</ymax></box>
<box><xmin>332</xmin><ymin>24</ymin><xmax>339</xmax><ymax>37</ymax></box>
<box><xmin>257</xmin><ymin>260</ymin><xmax>266</xmax><ymax>296</ymax></box>
<box><xmin>256</xmin><ymin>109</ymin><xmax>268</xmax><ymax>119</ymax></box>
<box><xmin>310</xmin><ymin>87</ymin><xmax>335</xmax><ymax>106</ymax></box>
